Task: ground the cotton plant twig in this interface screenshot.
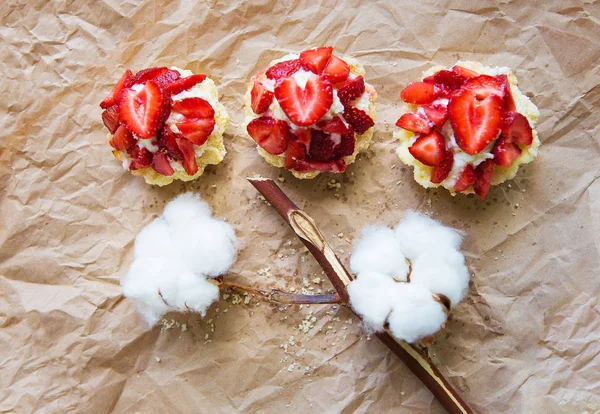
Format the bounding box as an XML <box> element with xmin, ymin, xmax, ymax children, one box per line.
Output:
<box><xmin>248</xmin><ymin>177</ymin><xmax>473</xmax><ymax>414</ymax></box>
<box><xmin>217</xmin><ymin>279</ymin><xmax>341</xmax><ymax>305</ymax></box>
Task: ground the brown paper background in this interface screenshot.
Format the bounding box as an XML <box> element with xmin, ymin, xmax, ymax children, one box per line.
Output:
<box><xmin>1</xmin><ymin>1</ymin><xmax>599</xmax><ymax>412</ymax></box>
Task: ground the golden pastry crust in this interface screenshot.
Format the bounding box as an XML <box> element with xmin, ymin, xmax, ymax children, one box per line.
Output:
<box><xmin>394</xmin><ymin>61</ymin><xmax>540</xmax><ymax>194</ymax></box>
<box><xmin>245</xmin><ymin>56</ymin><xmax>377</xmax><ymax>179</ymax></box>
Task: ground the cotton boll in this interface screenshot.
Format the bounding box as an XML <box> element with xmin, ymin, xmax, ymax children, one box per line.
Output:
<box><xmin>410</xmin><ymin>250</ymin><xmax>469</xmax><ymax>306</ymax></box>
<box><xmin>394</xmin><ymin>211</ymin><xmax>463</xmax><ymax>261</ymax></box>
<box><xmin>162</xmin><ymin>192</ymin><xmax>212</xmax><ymax>227</ymax></box>
<box><xmin>350</xmin><ymin>225</ymin><xmax>410</xmax><ymax>281</ymax></box>
<box><xmin>133</xmin><ymin>217</ymin><xmax>180</xmax><ymax>260</ymax></box>
<box><xmin>348</xmin><ymin>271</ymin><xmax>398</xmax><ymax>331</ymax></box>
<box><xmin>386</xmin><ymin>283</ymin><xmax>447</xmax><ymax>343</ymax></box>
<box><xmin>168</xmin><ymin>271</ymin><xmax>220</xmax><ymax>316</ymax></box>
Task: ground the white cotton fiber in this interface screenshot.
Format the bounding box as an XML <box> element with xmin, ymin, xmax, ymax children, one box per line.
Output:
<box><xmin>386</xmin><ymin>284</ymin><xmax>447</xmax><ymax>344</ymax></box>
<box><xmin>350</xmin><ymin>226</ymin><xmax>409</xmax><ymax>282</ymax></box>
<box><xmin>348</xmin><ymin>210</ymin><xmax>469</xmax><ymax>343</ymax></box>
<box><xmin>121</xmin><ymin>192</ymin><xmax>237</xmax><ymax>325</ymax></box>
<box><xmin>394</xmin><ymin>211</ymin><xmax>463</xmax><ymax>261</ymax></box>
<box><xmin>410</xmin><ymin>250</ymin><xmax>469</xmax><ymax>306</ymax></box>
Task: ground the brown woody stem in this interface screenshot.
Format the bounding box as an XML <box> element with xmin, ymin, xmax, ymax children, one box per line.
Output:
<box><xmin>248</xmin><ymin>177</ymin><xmax>473</xmax><ymax>414</ymax></box>
<box><xmin>218</xmin><ymin>280</ymin><xmax>341</xmax><ymax>305</ymax></box>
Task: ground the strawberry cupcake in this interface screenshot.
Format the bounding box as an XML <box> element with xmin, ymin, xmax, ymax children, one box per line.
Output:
<box><xmin>244</xmin><ymin>46</ymin><xmax>377</xmax><ymax>179</ymax></box>
<box><xmin>100</xmin><ymin>67</ymin><xmax>229</xmax><ymax>186</ymax></box>
<box><xmin>394</xmin><ymin>61</ymin><xmax>540</xmax><ymax>199</ymax></box>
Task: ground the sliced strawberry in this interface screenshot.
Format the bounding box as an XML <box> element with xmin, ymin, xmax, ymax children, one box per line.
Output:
<box><xmin>448</xmin><ymin>89</ymin><xmax>503</xmax><ymax>155</ymax></box>
<box><xmin>265</xmin><ymin>59</ymin><xmax>301</xmax><ymax>80</ymax></box>
<box><xmin>175</xmin><ymin>137</ymin><xmax>198</xmax><ymax>175</ymax></box>
<box><xmin>295</xmin><ymin>128</ymin><xmax>312</xmax><ymax>147</ymax></box>
<box><xmin>172</xmin><ymin>97</ymin><xmax>215</xmax><ymax>119</ymax></box>
<box><xmin>453</xmin><ymin>164</ymin><xmax>477</xmax><ymax>191</ymax></box>
<box><xmin>274</xmin><ymin>75</ymin><xmax>333</xmax><ymax>126</ymax></box>
<box><xmin>424</xmin><ymin>70</ymin><xmax>466</xmax><ymax>90</ymax></box>
<box><xmin>100</xmin><ymin>70</ymin><xmax>133</xmax><ymax>109</ymax></box>
<box><xmin>324</xmin><ymin>55</ymin><xmax>350</xmax><ymax>83</ymax></box>
<box><xmin>343</xmin><ymin>106</ymin><xmax>374</xmax><ymax>134</ymax></box>
<box><xmin>461</xmin><ymin>75</ymin><xmax>505</xmax><ymax>100</ymax></box>
<box><xmin>247</xmin><ymin>116</ymin><xmax>289</xmax><ymax>155</ymax></box>
<box><xmin>128</xmin><ymin>146</ymin><xmax>153</xmax><ymax>169</ymax></box>
<box><xmin>408</xmin><ymin>131</ymin><xmax>445</xmax><ymax>166</ymax></box>
<box><xmin>167</xmin><ymin>74</ymin><xmax>207</xmax><ymax>95</ymax></box>
<box><xmin>502</xmin><ymin>112</ymin><xmax>533</xmax><ymax>145</ymax></box>
<box><xmin>101</xmin><ymin>105</ymin><xmax>120</xmax><ymax>133</ymax></box>
<box><xmin>400</xmin><ymin>82</ymin><xmax>441</xmax><ymax>104</ymax></box>
<box><xmin>492</xmin><ymin>136</ymin><xmax>521</xmax><ymax>167</ymax></box>
<box><xmin>473</xmin><ymin>159</ymin><xmax>494</xmax><ymax>200</ymax></box>
<box><xmin>332</xmin><ymin>128</ymin><xmax>355</xmax><ymax>158</ymax></box>
<box><xmin>284</xmin><ymin>140</ymin><xmax>307</xmax><ymax>170</ymax></box>
<box><xmin>152</xmin><ymin>151</ymin><xmax>174</xmax><ymax>176</ymax></box>
<box><xmin>132</xmin><ymin>67</ymin><xmax>169</xmax><ymax>85</ymax></box>
<box><xmin>337</xmin><ymin>76</ymin><xmax>365</xmax><ymax>105</ymax></box>
<box><xmin>396</xmin><ymin>113</ymin><xmax>432</xmax><ymax>134</ymax></box>
<box><xmin>299</xmin><ymin>47</ymin><xmax>333</xmax><ymax>74</ymax></box>
<box><xmin>158</xmin><ymin>126</ymin><xmax>183</xmax><ymax>161</ymax></box>
<box><xmin>154</xmin><ymin>69</ymin><xmax>180</xmax><ymax>89</ymax></box>
<box><xmin>422</xmin><ymin>104</ymin><xmax>448</xmax><ymax>128</ymax></box>
<box><xmin>250</xmin><ymin>81</ymin><xmax>274</xmax><ymax>114</ymax></box>
<box><xmin>117</xmin><ymin>80</ymin><xmax>165</xmax><ymax>138</ymax></box>
<box><xmin>109</xmin><ymin>124</ymin><xmax>137</xmax><ymax>150</ymax></box>
<box><xmin>499</xmin><ymin>75</ymin><xmax>517</xmax><ymax>112</ymax></box>
<box><xmin>431</xmin><ymin>148</ymin><xmax>454</xmax><ymax>183</ymax></box>
<box><xmin>176</xmin><ymin>118</ymin><xmax>215</xmax><ymax>145</ymax></box>
<box><xmin>452</xmin><ymin>65</ymin><xmax>479</xmax><ymax>78</ymax></box>
<box><xmin>317</xmin><ymin>116</ymin><xmax>348</xmax><ymax>134</ymax></box>
<box><xmin>297</xmin><ymin>159</ymin><xmax>346</xmax><ymax>173</ymax></box>
<box><xmin>308</xmin><ymin>130</ymin><xmax>336</xmax><ymax>162</ymax></box>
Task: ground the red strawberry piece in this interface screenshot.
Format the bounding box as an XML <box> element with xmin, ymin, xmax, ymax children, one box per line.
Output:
<box><xmin>430</xmin><ymin>148</ymin><xmax>454</xmax><ymax>183</ymax></box>
<box><xmin>323</xmin><ymin>55</ymin><xmax>350</xmax><ymax>83</ymax></box>
<box><xmin>498</xmin><ymin>75</ymin><xmax>517</xmax><ymax>112</ymax></box>
<box><xmin>152</xmin><ymin>151</ymin><xmax>174</xmax><ymax>176</ymax></box>
<box><xmin>453</xmin><ymin>164</ymin><xmax>477</xmax><ymax>191</ymax></box>
<box><xmin>343</xmin><ymin>106</ymin><xmax>374</xmax><ymax>134</ymax></box>
<box><xmin>473</xmin><ymin>159</ymin><xmax>495</xmax><ymax>200</ymax></box>
<box><xmin>299</xmin><ymin>46</ymin><xmax>333</xmax><ymax>74</ymax></box>
<box><xmin>176</xmin><ymin>118</ymin><xmax>215</xmax><ymax>145</ymax></box>
<box><xmin>317</xmin><ymin>116</ymin><xmax>348</xmax><ymax>134</ymax></box>
<box><xmin>295</xmin><ymin>128</ymin><xmax>312</xmax><ymax>147</ymax></box>
<box><xmin>158</xmin><ymin>126</ymin><xmax>183</xmax><ymax>161</ymax></box>
<box><xmin>154</xmin><ymin>69</ymin><xmax>180</xmax><ymax>89</ymax></box>
<box><xmin>298</xmin><ymin>159</ymin><xmax>346</xmax><ymax>173</ymax></box>
<box><xmin>308</xmin><ymin>130</ymin><xmax>336</xmax><ymax>162</ymax></box>
<box><xmin>422</xmin><ymin>104</ymin><xmax>448</xmax><ymax>128</ymax></box>
<box><xmin>425</xmin><ymin>70</ymin><xmax>467</xmax><ymax>90</ymax></box>
<box><xmin>337</xmin><ymin>76</ymin><xmax>365</xmax><ymax>105</ymax></box>
<box><xmin>274</xmin><ymin>75</ymin><xmax>333</xmax><ymax>126</ymax></box>
<box><xmin>250</xmin><ymin>81</ymin><xmax>274</xmax><ymax>114</ymax></box>
<box><xmin>492</xmin><ymin>136</ymin><xmax>522</xmax><ymax>167</ymax></box>
<box><xmin>265</xmin><ymin>59</ymin><xmax>301</xmax><ymax>80</ymax></box>
<box><xmin>284</xmin><ymin>139</ymin><xmax>307</xmax><ymax>170</ymax></box>
<box><xmin>333</xmin><ymin>125</ymin><xmax>355</xmax><ymax>158</ymax></box>
<box><xmin>175</xmin><ymin>137</ymin><xmax>198</xmax><ymax>175</ymax></box>
<box><xmin>172</xmin><ymin>97</ymin><xmax>215</xmax><ymax>119</ymax></box>
<box><xmin>117</xmin><ymin>80</ymin><xmax>166</xmax><ymax>138</ymax></box>
<box><xmin>396</xmin><ymin>113</ymin><xmax>432</xmax><ymax>134</ymax></box>
<box><xmin>109</xmin><ymin>124</ymin><xmax>137</xmax><ymax>150</ymax></box>
<box><xmin>166</xmin><ymin>74</ymin><xmax>207</xmax><ymax>95</ymax></box>
<box><xmin>451</xmin><ymin>65</ymin><xmax>479</xmax><ymax>78</ymax></box>
<box><xmin>100</xmin><ymin>69</ymin><xmax>133</xmax><ymax>109</ymax></box>
<box><xmin>400</xmin><ymin>81</ymin><xmax>443</xmax><ymax>104</ymax></box>
<box><xmin>461</xmin><ymin>75</ymin><xmax>506</xmax><ymax>100</ymax></box>
<box><xmin>101</xmin><ymin>105</ymin><xmax>120</xmax><ymax>133</ymax></box>
<box><xmin>408</xmin><ymin>130</ymin><xmax>446</xmax><ymax>166</ymax></box>
<box><xmin>502</xmin><ymin>112</ymin><xmax>533</xmax><ymax>145</ymax></box>
<box><xmin>448</xmin><ymin>89</ymin><xmax>504</xmax><ymax>155</ymax></box>
<box><xmin>128</xmin><ymin>146</ymin><xmax>153</xmax><ymax>169</ymax></box>
<box><xmin>247</xmin><ymin>116</ymin><xmax>289</xmax><ymax>155</ymax></box>
<box><xmin>132</xmin><ymin>67</ymin><xmax>169</xmax><ymax>85</ymax></box>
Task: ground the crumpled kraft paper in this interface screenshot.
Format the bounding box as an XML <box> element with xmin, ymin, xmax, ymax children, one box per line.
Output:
<box><xmin>1</xmin><ymin>1</ymin><xmax>599</xmax><ymax>413</ymax></box>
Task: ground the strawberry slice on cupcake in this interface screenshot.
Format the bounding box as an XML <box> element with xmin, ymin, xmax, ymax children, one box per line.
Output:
<box><xmin>394</xmin><ymin>61</ymin><xmax>540</xmax><ymax>200</ymax></box>
<box><xmin>245</xmin><ymin>46</ymin><xmax>377</xmax><ymax>179</ymax></box>
<box><xmin>100</xmin><ymin>66</ymin><xmax>229</xmax><ymax>186</ymax></box>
